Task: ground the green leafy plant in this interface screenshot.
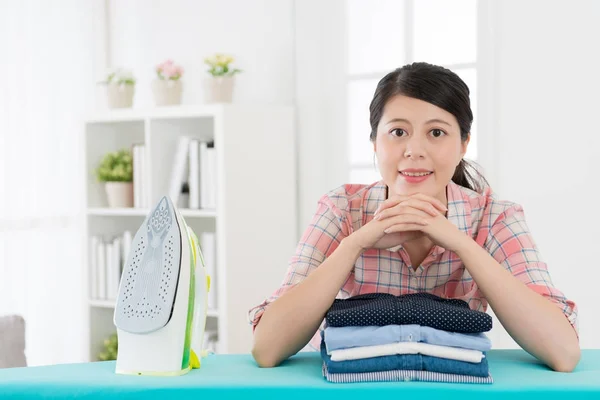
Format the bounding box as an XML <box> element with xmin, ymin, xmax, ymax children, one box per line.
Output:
<box><xmin>99</xmin><ymin>67</ymin><xmax>136</xmax><ymax>86</ymax></box>
<box><xmin>95</xmin><ymin>149</ymin><xmax>133</xmax><ymax>182</ymax></box>
<box><xmin>97</xmin><ymin>333</ymin><xmax>118</xmax><ymax>361</ymax></box>
<box><xmin>204</xmin><ymin>53</ymin><xmax>242</xmax><ymax>77</ymax></box>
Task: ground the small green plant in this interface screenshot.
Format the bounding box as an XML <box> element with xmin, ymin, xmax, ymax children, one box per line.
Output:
<box><xmin>95</xmin><ymin>149</ymin><xmax>133</xmax><ymax>182</ymax></box>
<box><xmin>99</xmin><ymin>67</ymin><xmax>136</xmax><ymax>86</ymax></box>
<box><xmin>204</xmin><ymin>53</ymin><xmax>242</xmax><ymax>77</ymax></box>
<box><xmin>97</xmin><ymin>333</ymin><xmax>118</xmax><ymax>361</ymax></box>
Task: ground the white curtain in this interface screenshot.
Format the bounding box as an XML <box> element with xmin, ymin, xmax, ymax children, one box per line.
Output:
<box><xmin>0</xmin><ymin>1</ymin><xmax>100</xmax><ymax>366</ymax></box>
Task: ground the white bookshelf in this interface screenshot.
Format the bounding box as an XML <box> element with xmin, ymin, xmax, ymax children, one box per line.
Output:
<box><xmin>82</xmin><ymin>104</ymin><xmax>297</xmax><ymax>361</ymax></box>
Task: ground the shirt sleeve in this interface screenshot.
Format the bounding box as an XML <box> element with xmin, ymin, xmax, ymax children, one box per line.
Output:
<box><xmin>247</xmin><ymin>194</ymin><xmax>353</xmax><ymax>332</ymax></box>
<box><xmin>484</xmin><ymin>204</ymin><xmax>579</xmax><ymax>335</ymax></box>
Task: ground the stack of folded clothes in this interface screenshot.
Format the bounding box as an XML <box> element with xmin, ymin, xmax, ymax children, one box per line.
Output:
<box><xmin>321</xmin><ymin>292</ymin><xmax>494</xmax><ymax>384</ymax></box>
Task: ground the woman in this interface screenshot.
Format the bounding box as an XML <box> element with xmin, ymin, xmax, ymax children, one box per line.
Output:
<box><xmin>248</xmin><ymin>62</ymin><xmax>580</xmax><ymax>372</ymax></box>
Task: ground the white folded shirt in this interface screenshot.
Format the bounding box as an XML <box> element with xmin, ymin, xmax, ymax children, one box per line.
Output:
<box><xmin>329</xmin><ymin>341</ymin><xmax>485</xmax><ymax>363</ymax></box>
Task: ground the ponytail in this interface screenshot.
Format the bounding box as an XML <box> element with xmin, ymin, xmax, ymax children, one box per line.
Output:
<box><xmin>451</xmin><ymin>159</ymin><xmax>490</xmax><ymax>194</ymax></box>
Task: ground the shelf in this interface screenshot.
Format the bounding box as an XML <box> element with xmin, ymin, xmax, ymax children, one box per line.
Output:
<box><xmin>89</xmin><ymin>299</ymin><xmax>219</xmax><ymax>317</ymax></box>
<box><xmin>87</xmin><ymin>207</ymin><xmax>217</xmax><ymax>218</ymax></box>
<box><xmin>181</xmin><ymin>208</ymin><xmax>217</xmax><ymax>218</ymax></box>
<box><xmin>86</xmin><ymin>104</ymin><xmax>225</xmax><ymax>124</ymax></box>
<box><xmin>89</xmin><ymin>299</ymin><xmax>116</xmax><ymax>308</ymax></box>
<box><xmin>84</xmin><ymin>104</ymin><xmax>296</xmax><ymax>357</ymax></box>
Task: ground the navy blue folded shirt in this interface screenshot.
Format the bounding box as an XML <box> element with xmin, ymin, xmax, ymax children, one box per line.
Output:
<box><xmin>320</xmin><ymin>339</ymin><xmax>490</xmax><ymax>377</ymax></box>
<box><xmin>325</xmin><ymin>292</ymin><xmax>492</xmax><ymax>333</ymax></box>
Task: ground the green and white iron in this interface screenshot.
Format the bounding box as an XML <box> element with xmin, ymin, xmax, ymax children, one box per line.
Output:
<box><xmin>113</xmin><ymin>195</ymin><xmax>210</xmax><ymax>376</ymax></box>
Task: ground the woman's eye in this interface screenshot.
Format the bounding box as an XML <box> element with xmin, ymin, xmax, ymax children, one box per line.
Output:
<box><xmin>430</xmin><ymin>129</ymin><xmax>446</xmax><ymax>138</ymax></box>
<box><xmin>390</xmin><ymin>128</ymin><xmax>407</xmax><ymax>137</ymax></box>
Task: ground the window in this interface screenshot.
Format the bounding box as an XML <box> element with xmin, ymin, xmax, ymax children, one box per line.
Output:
<box><xmin>0</xmin><ymin>2</ymin><xmax>96</xmax><ymax>366</ymax></box>
<box><xmin>346</xmin><ymin>0</ymin><xmax>478</xmax><ymax>183</ymax></box>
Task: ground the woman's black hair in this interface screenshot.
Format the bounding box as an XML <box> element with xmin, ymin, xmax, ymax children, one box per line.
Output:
<box><xmin>369</xmin><ymin>62</ymin><xmax>489</xmax><ymax>194</ymax></box>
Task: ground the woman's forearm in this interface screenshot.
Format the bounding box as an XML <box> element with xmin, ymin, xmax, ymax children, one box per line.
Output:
<box><xmin>455</xmin><ymin>238</ymin><xmax>580</xmax><ymax>372</ymax></box>
<box><xmin>251</xmin><ymin>237</ymin><xmax>363</xmax><ymax>368</ymax></box>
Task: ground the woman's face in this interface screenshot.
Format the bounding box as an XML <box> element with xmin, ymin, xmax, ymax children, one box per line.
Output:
<box><xmin>374</xmin><ymin>94</ymin><xmax>469</xmax><ymax>205</ymax></box>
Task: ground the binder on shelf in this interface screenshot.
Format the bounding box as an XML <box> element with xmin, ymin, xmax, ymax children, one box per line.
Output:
<box><xmin>89</xmin><ymin>236</ymin><xmax>99</xmax><ymax>299</ymax></box>
<box><xmin>89</xmin><ymin>231</ymin><xmax>133</xmax><ymax>302</ymax></box>
<box><xmin>201</xmin><ymin>232</ymin><xmax>217</xmax><ymax>310</ymax></box>
<box><xmin>165</xmin><ymin>138</ymin><xmax>217</xmax><ymax>211</ymax></box>
<box><xmin>132</xmin><ymin>143</ymin><xmax>147</xmax><ymax>208</ymax></box>
<box><xmin>168</xmin><ymin>136</ymin><xmax>191</xmax><ymax>206</ymax></box>
<box><xmin>188</xmin><ymin>139</ymin><xmax>200</xmax><ymax>209</ymax></box>
<box><xmin>200</xmin><ymin>141</ymin><xmax>217</xmax><ymax>210</ymax></box>
<box><xmin>96</xmin><ymin>241</ymin><xmax>106</xmax><ymax>300</ymax></box>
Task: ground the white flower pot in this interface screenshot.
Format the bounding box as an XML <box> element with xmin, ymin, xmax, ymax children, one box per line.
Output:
<box><xmin>204</xmin><ymin>76</ymin><xmax>235</xmax><ymax>103</ymax></box>
<box><xmin>106</xmin><ymin>83</ymin><xmax>134</xmax><ymax>109</ymax></box>
<box><xmin>152</xmin><ymin>79</ymin><xmax>183</xmax><ymax>106</ymax></box>
<box><xmin>105</xmin><ymin>182</ymin><xmax>134</xmax><ymax>208</ymax></box>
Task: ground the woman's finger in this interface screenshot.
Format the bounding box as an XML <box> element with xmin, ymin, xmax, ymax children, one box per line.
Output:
<box><xmin>382</xmin><ymin>214</ymin><xmax>430</xmax><ymax>230</ymax></box>
<box><xmin>411</xmin><ymin>193</ymin><xmax>447</xmax><ymax>212</ymax></box>
<box><xmin>375</xmin><ymin>193</ymin><xmax>446</xmax><ymax>215</ymax></box>
<box><xmin>374</xmin><ymin>195</ymin><xmax>410</xmax><ymax>216</ymax></box>
<box><xmin>376</xmin><ymin>199</ymin><xmax>439</xmax><ymax>220</ymax></box>
<box><xmin>383</xmin><ymin>223</ymin><xmax>427</xmax><ymax>234</ymax></box>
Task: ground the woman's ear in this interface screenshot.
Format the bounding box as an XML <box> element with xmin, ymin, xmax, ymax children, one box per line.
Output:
<box><xmin>460</xmin><ymin>133</ymin><xmax>471</xmax><ymax>158</ymax></box>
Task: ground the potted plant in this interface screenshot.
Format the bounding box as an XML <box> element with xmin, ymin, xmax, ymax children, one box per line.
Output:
<box><xmin>97</xmin><ymin>333</ymin><xmax>118</xmax><ymax>361</ymax></box>
<box><xmin>95</xmin><ymin>149</ymin><xmax>134</xmax><ymax>208</ymax></box>
<box><xmin>99</xmin><ymin>68</ymin><xmax>136</xmax><ymax>109</ymax></box>
<box><xmin>152</xmin><ymin>59</ymin><xmax>184</xmax><ymax>106</ymax></box>
<box><xmin>203</xmin><ymin>53</ymin><xmax>242</xmax><ymax>103</ymax></box>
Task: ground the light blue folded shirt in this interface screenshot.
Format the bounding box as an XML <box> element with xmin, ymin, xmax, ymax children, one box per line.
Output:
<box><xmin>324</xmin><ymin>324</ymin><xmax>492</xmax><ymax>354</ymax></box>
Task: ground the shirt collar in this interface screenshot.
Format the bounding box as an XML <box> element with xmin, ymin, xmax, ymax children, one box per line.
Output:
<box><xmin>445</xmin><ymin>180</ymin><xmax>473</xmax><ymax>237</ymax></box>
<box><xmin>364</xmin><ymin>180</ymin><xmax>388</xmax><ymax>217</ymax></box>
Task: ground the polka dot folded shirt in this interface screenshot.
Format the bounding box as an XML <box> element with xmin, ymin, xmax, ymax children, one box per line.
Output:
<box><xmin>325</xmin><ymin>292</ymin><xmax>492</xmax><ymax>333</ymax></box>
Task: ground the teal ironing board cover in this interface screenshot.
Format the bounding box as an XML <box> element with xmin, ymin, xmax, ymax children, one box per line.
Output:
<box><xmin>1</xmin><ymin>350</ymin><xmax>599</xmax><ymax>400</ymax></box>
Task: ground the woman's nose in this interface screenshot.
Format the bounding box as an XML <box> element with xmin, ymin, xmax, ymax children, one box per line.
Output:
<box><xmin>403</xmin><ymin>140</ymin><xmax>426</xmax><ymax>159</ymax></box>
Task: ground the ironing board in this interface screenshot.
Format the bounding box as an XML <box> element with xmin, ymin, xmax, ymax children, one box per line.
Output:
<box><xmin>1</xmin><ymin>349</ymin><xmax>599</xmax><ymax>399</ymax></box>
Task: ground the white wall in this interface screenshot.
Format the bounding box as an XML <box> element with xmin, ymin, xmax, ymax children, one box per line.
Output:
<box><xmin>106</xmin><ymin>0</ymin><xmax>294</xmax><ymax>107</ymax></box>
<box><xmin>480</xmin><ymin>0</ymin><xmax>600</xmax><ymax>349</ymax></box>
<box><xmin>293</xmin><ymin>0</ymin><xmax>348</xmax><ymax>233</ymax></box>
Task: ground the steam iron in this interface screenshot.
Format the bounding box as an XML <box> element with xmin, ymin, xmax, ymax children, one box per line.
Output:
<box><xmin>113</xmin><ymin>196</ymin><xmax>210</xmax><ymax>376</ymax></box>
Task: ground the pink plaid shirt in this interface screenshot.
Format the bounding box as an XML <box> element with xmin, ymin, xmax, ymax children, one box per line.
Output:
<box><xmin>248</xmin><ymin>180</ymin><xmax>578</xmax><ymax>350</ymax></box>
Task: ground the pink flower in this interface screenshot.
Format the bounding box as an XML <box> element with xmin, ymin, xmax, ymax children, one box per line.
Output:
<box><xmin>167</xmin><ymin>65</ymin><xmax>178</xmax><ymax>78</ymax></box>
<box><xmin>156</xmin><ymin>59</ymin><xmax>183</xmax><ymax>80</ymax></box>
